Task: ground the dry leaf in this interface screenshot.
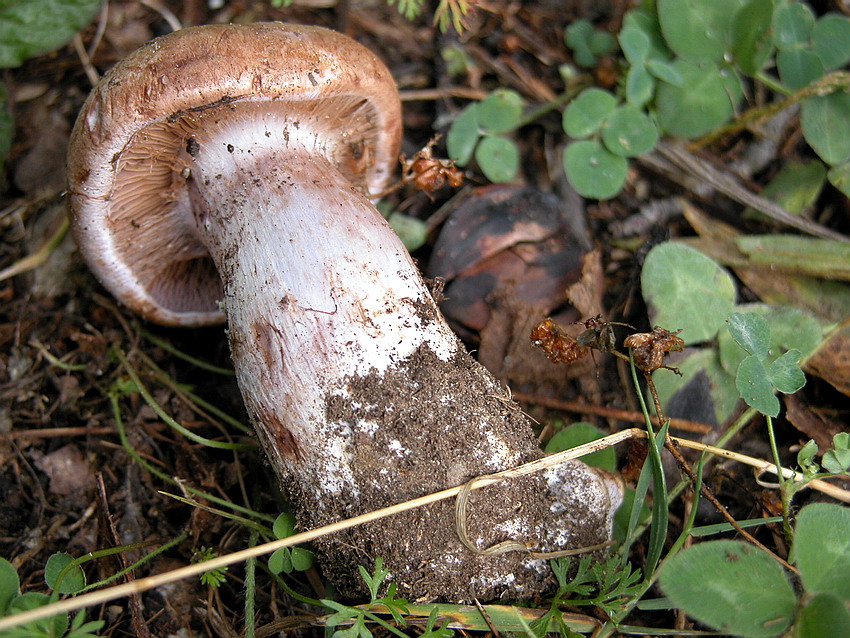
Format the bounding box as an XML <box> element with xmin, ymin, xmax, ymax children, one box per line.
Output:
<box><xmin>806</xmin><ymin>325</ymin><xmax>850</xmax><ymax>397</ymax></box>
<box><xmin>784</xmin><ymin>393</ymin><xmax>848</xmax><ymax>451</ymax></box>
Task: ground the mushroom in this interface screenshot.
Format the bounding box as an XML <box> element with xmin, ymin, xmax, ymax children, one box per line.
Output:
<box><xmin>67</xmin><ymin>23</ymin><xmax>623</xmax><ymax>601</ymax></box>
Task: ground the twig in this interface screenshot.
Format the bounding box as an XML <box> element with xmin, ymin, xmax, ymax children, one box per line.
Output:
<box><xmin>96</xmin><ymin>475</ymin><xmax>153</xmax><ymax>638</ymax></box>
<box><xmin>0</xmin><ymin>426</ymin><xmax>115</xmax><ymax>440</ymax></box>
<box><xmin>473</xmin><ymin>599</ymin><xmax>503</xmax><ymax>638</ymax></box>
<box><xmin>72</xmin><ymin>34</ymin><xmax>99</xmax><ymax>87</ymax></box>
<box><xmin>138</xmin><ymin>0</ymin><xmax>183</xmax><ymax>32</ymax></box>
<box><xmin>399</xmin><ymin>87</ymin><xmax>488</xmax><ymax>102</ymax></box>
<box><xmin>511</xmin><ymin>391</ymin><xmax>713</xmax><ymax>435</ymax></box>
<box><xmin>645</xmin><ymin>374</ymin><xmax>796</xmax><ymax>574</ymax></box>
<box><xmin>87</xmin><ymin>1</ymin><xmax>110</xmax><ymax>60</ymax></box>
<box><xmin>464</xmin><ymin>43</ymin><xmax>555</xmax><ymax>102</ymax></box>
<box><xmin>692</xmin><ymin>70</ymin><xmax>850</xmax><ymax>148</ymax></box>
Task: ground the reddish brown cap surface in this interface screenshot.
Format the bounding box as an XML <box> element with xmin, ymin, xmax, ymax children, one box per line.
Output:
<box><xmin>68</xmin><ymin>23</ymin><xmax>402</xmax><ymax>325</ymax></box>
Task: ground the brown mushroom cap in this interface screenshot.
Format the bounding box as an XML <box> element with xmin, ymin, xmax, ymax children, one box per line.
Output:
<box><xmin>68</xmin><ymin>23</ymin><xmax>402</xmax><ymax>326</ymax></box>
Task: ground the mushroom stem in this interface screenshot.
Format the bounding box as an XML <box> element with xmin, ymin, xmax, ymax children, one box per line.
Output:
<box><xmin>182</xmin><ymin>119</ymin><xmax>623</xmax><ymax>600</ymax></box>
<box><xmin>185</xmin><ymin>123</ymin><xmax>459</xmax><ymax>499</ymax></box>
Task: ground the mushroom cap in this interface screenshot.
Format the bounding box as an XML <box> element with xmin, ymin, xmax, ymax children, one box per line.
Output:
<box><xmin>68</xmin><ymin>23</ymin><xmax>402</xmax><ymax>326</ymax></box>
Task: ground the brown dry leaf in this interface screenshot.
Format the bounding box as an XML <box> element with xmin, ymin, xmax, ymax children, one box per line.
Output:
<box><xmin>784</xmin><ymin>392</ymin><xmax>848</xmax><ymax>451</ymax></box>
<box><xmin>732</xmin><ymin>268</ymin><xmax>850</xmax><ymax>323</ymax></box>
<box><xmin>12</xmin><ymin>90</ymin><xmax>72</xmax><ymax>195</ymax></box>
<box><xmin>34</xmin><ymin>443</ymin><xmax>95</xmax><ymax>496</ymax></box>
<box><xmin>429</xmin><ymin>185</ymin><xmax>586</xmax><ymax>331</ymax></box>
<box><xmin>479</xmin><ymin>291</ymin><xmax>591</xmax><ymax>392</ymax></box>
<box><xmin>437</xmin><ymin>243</ymin><xmax>578</xmax><ymax>331</ymax></box>
<box><xmin>565</xmin><ymin>249</ymin><xmax>605</xmax><ymax>319</ymax></box>
<box><xmin>805</xmin><ymin>324</ymin><xmax>850</xmax><ymax>396</ymax></box>
<box><xmin>623</xmin><ymin>327</ymin><xmax>684</xmax><ymax>372</ymax></box>
<box><xmin>474</xmin><ymin>248</ymin><xmax>608</xmax><ymax>395</ymax></box>
<box><xmin>429</xmin><ymin>185</ymin><xmax>564</xmax><ymax>280</ymax></box>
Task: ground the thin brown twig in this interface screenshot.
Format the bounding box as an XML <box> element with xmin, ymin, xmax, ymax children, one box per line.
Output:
<box><xmin>138</xmin><ymin>0</ymin><xmax>182</xmax><ymax>31</ymax></box>
<box><xmin>86</xmin><ymin>0</ymin><xmax>109</xmax><ymax>60</ymax></box>
<box><xmin>692</xmin><ymin>70</ymin><xmax>850</xmax><ymax>148</ymax></box>
<box><xmin>96</xmin><ymin>474</ymin><xmax>153</xmax><ymax>638</ymax></box>
<box><xmin>0</xmin><ymin>426</ymin><xmax>115</xmax><ymax>439</ymax></box>
<box><xmin>367</xmin><ymin>179</ymin><xmax>406</xmax><ymax>200</ymax></box>
<box><xmin>399</xmin><ymin>87</ymin><xmax>489</xmax><ymax>102</ymax></box>
<box><xmin>464</xmin><ymin>43</ymin><xmax>555</xmax><ymax>102</ymax></box>
<box><xmin>473</xmin><ymin>599</ymin><xmax>503</xmax><ymax>638</ymax></box>
<box><xmin>644</xmin><ymin>373</ymin><xmax>798</xmax><ymax>575</ymax></box>
<box><xmin>72</xmin><ymin>34</ymin><xmax>99</xmax><ymax>87</ymax></box>
<box><xmin>511</xmin><ymin>391</ymin><xmax>713</xmax><ymax>435</ymax></box>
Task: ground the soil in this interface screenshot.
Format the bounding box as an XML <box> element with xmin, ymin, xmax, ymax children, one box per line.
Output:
<box><xmin>314</xmin><ymin>342</ymin><xmax>619</xmax><ymax>601</ymax></box>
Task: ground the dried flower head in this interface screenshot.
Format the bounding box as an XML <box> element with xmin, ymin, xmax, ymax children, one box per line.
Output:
<box><xmin>623</xmin><ymin>327</ymin><xmax>684</xmax><ymax>371</ymax></box>
<box><xmin>530</xmin><ymin>318</ymin><xmax>590</xmax><ymax>365</ymax></box>
<box><xmin>401</xmin><ymin>136</ymin><xmax>464</xmax><ymax>192</ymax></box>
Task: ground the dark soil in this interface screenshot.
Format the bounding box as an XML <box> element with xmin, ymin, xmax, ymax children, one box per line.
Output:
<box><xmin>317</xmin><ymin>342</ymin><xmax>619</xmax><ymax>602</ymax></box>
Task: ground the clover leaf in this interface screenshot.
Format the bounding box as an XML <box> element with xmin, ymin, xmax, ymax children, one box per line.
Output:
<box><xmin>726</xmin><ymin>312</ymin><xmax>806</xmax><ymax>417</ymax></box>
<box><xmin>268</xmin><ymin>513</ymin><xmax>315</xmax><ymax>575</ymax></box>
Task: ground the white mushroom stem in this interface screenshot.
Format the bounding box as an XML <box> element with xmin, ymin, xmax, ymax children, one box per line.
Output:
<box><xmin>181</xmin><ymin>116</ymin><xmax>622</xmax><ymax>600</ymax></box>
<box><xmin>184</xmin><ymin>118</ymin><xmax>470</xmax><ymax>499</ymax></box>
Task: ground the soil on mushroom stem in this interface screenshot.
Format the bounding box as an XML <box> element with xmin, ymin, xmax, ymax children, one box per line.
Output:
<box><xmin>317</xmin><ymin>345</ymin><xmax>549</xmax><ymax>599</ymax></box>
<box><xmin>310</xmin><ymin>341</ymin><xmax>612</xmax><ymax>601</ymax></box>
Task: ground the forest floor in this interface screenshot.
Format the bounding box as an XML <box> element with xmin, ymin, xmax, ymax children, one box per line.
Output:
<box><xmin>1</xmin><ymin>1</ymin><xmax>849</xmax><ymax>637</ymax></box>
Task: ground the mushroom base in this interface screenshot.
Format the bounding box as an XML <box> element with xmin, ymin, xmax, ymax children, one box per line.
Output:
<box><xmin>296</xmin><ymin>341</ymin><xmax>621</xmax><ymax>602</ymax></box>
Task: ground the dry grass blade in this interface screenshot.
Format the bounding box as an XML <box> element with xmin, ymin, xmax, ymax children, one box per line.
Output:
<box><xmin>0</xmin><ymin>217</ymin><xmax>69</xmax><ymax>283</ymax></box>
<box><xmin>654</xmin><ymin>142</ymin><xmax>849</xmax><ymax>242</ymax></box>
<box><xmin>672</xmin><ymin>437</ymin><xmax>850</xmax><ymax>504</ymax></box>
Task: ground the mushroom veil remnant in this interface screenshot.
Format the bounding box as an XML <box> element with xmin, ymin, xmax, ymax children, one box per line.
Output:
<box><xmin>68</xmin><ymin>23</ymin><xmax>623</xmax><ymax>600</ymax></box>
